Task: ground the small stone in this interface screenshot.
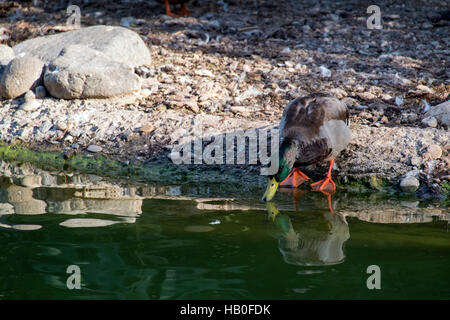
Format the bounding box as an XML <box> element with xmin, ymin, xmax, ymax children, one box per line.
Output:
<box><xmin>421</xmin><ymin>116</ymin><xmax>437</xmax><ymax>128</ymax></box>
<box><xmin>357</xmin><ymin>92</ymin><xmax>377</xmax><ymax>100</ymax></box>
<box><xmin>420</xmin><ymin>99</ymin><xmax>431</xmax><ymax>113</ymax></box>
<box><xmin>395</xmin><ymin>95</ymin><xmax>404</xmax><ymax>106</ymax></box>
<box><xmin>280</xmin><ymin>47</ymin><xmax>291</xmax><ymax>55</ymax></box>
<box><xmin>416</xmin><ymin>84</ymin><xmax>434</xmax><ymax>94</ymax></box>
<box><xmin>401</xmin><ymin>112</ymin><xmax>417</xmax><ymax>123</ymax></box>
<box><xmin>230</xmin><ymin>106</ymin><xmax>249</xmax><ymax>116</ymax></box>
<box><xmin>399</xmin><ymin>176</ymin><xmax>420</xmax><ymax>192</ymax></box>
<box><xmin>381</xmin><ymin>93</ymin><xmax>392</xmax><ymax>101</ymax></box>
<box><xmin>359</xmin><ymin>111</ymin><xmax>372</xmax><ymax>120</ymax></box>
<box><xmin>319</xmin><ymin>65</ymin><xmax>331</xmax><ymax>77</ymax></box>
<box><xmin>140</xmin><ymin>88</ymin><xmax>152</xmax><ymax>97</ymax></box>
<box><xmin>195</xmin><ymin>69</ymin><xmax>215</xmax><ymax>77</ymax></box>
<box><xmin>187</xmin><ymin>104</ymin><xmax>199</xmax><ymax>113</ymax></box>
<box><xmin>424</xmin><ymin>101</ymin><xmax>450</xmax><ymax>127</ymax></box>
<box><xmin>56</xmin><ymin>122</ymin><xmax>68</xmax><ymax>131</ymax></box>
<box><xmin>329</xmin><ymin>88</ymin><xmax>347</xmax><ymax>99</ymax></box>
<box><xmin>63</xmin><ymin>134</ymin><xmax>74</xmax><ymax>143</ymax></box>
<box><xmin>138</xmin><ymin>125</ymin><xmax>155</xmax><ymax>133</ymax></box>
<box><xmin>34</xmin><ymin>85</ymin><xmax>47</xmax><ymax>98</ymax></box>
<box><xmin>410</xmin><ymin>156</ymin><xmax>421</xmax><ymax>167</ymax></box>
<box><xmin>423</xmin><ymin>144</ymin><xmax>442</xmax><ymax>160</ymax></box>
<box><xmin>156</xmin><ymin>104</ymin><xmax>167</xmax><ymax>111</ymax></box>
<box><xmin>23</xmin><ymin>90</ymin><xmax>35</xmax><ymax>102</ymax></box>
<box><xmin>19</xmin><ymin>99</ymin><xmax>40</xmax><ymax>112</ymax></box>
<box><xmin>120</xmin><ymin>16</ymin><xmax>141</xmax><ymax>28</ymax></box>
<box><xmin>285</xmin><ymin>61</ymin><xmax>294</xmax><ymax>68</ymax></box>
<box><xmin>87</xmin><ymin>145</ymin><xmax>102</xmax><ymax>153</ymax></box>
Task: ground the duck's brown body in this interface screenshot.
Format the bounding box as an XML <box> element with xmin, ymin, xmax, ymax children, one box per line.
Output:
<box><xmin>279</xmin><ymin>93</ymin><xmax>350</xmax><ymax>167</ymax></box>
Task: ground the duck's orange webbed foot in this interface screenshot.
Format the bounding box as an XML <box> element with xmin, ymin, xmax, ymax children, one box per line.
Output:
<box><xmin>280</xmin><ymin>168</ymin><xmax>310</xmax><ymax>188</ymax></box>
<box><xmin>165</xmin><ymin>0</ymin><xmax>178</xmax><ymax>17</ymax></box>
<box><xmin>179</xmin><ymin>3</ymin><xmax>191</xmax><ymax>16</ymax></box>
<box><xmin>311</xmin><ymin>176</ymin><xmax>336</xmax><ymax>193</ymax></box>
<box><xmin>310</xmin><ymin>158</ymin><xmax>336</xmax><ymax>193</ymax></box>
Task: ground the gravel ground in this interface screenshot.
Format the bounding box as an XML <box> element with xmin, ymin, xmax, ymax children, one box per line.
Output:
<box><xmin>0</xmin><ymin>0</ymin><xmax>449</xmax><ymax>194</ymax></box>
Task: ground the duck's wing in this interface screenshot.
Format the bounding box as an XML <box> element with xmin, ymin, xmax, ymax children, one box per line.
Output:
<box><xmin>281</xmin><ymin>94</ymin><xmax>348</xmax><ymax>138</ymax></box>
<box><xmin>279</xmin><ymin>95</ymin><xmax>315</xmax><ymax>139</ymax></box>
<box><xmin>317</xmin><ymin>95</ymin><xmax>349</xmax><ymax>125</ymax></box>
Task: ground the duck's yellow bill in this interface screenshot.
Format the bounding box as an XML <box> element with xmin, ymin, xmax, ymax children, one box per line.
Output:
<box><xmin>262</xmin><ymin>178</ymin><xmax>279</xmax><ymax>202</ymax></box>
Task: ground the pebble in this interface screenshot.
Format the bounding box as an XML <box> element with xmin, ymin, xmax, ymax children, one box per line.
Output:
<box><xmin>395</xmin><ymin>95</ymin><xmax>404</xmax><ymax>106</ymax></box>
<box><xmin>357</xmin><ymin>92</ymin><xmax>376</xmax><ymax>100</ymax></box>
<box><xmin>63</xmin><ymin>134</ymin><xmax>74</xmax><ymax>143</ymax></box>
<box><xmin>23</xmin><ymin>90</ymin><xmax>35</xmax><ymax>102</ymax></box>
<box><xmin>19</xmin><ymin>99</ymin><xmax>40</xmax><ymax>112</ymax></box>
<box><xmin>34</xmin><ymin>85</ymin><xmax>47</xmax><ymax>99</ymax></box>
<box><xmin>230</xmin><ymin>106</ymin><xmax>249</xmax><ymax>116</ymax></box>
<box><xmin>410</xmin><ymin>156</ymin><xmax>421</xmax><ymax>167</ymax></box>
<box><xmin>56</xmin><ymin>122</ymin><xmax>68</xmax><ymax>131</ymax></box>
<box><xmin>140</xmin><ymin>88</ymin><xmax>152</xmax><ymax>98</ymax></box>
<box><xmin>380</xmin><ymin>116</ymin><xmax>389</xmax><ymax>123</ymax></box>
<box><xmin>87</xmin><ymin>145</ymin><xmax>102</xmax><ymax>153</ymax></box>
<box><xmin>421</xmin><ymin>116</ymin><xmax>437</xmax><ymax>128</ymax></box>
<box><xmin>329</xmin><ymin>88</ymin><xmax>347</xmax><ymax>99</ymax></box>
<box><xmin>423</xmin><ymin>144</ymin><xmax>442</xmax><ymax>160</ymax></box>
<box><xmin>138</xmin><ymin>125</ymin><xmax>155</xmax><ymax>133</ymax></box>
<box><xmin>416</xmin><ymin>84</ymin><xmax>434</xmax><ymax>94</ymax></box>
<box><xmin>420</xmin><ymin>100</ymin><xmax>431</xmax><ymax>113</ymax></box>
<box><xmin>399</xmin><ymin>176</ymin><xmax>420</xmax><ymax>192</ymax></box>
<box><xmin>195</xmin><ymin>69</ymin><xmax>215</xmax><ymax>77</ymax></box>
<box><xmin>319</xmin><ymin>65</ymin><xmax>331</xmax><ymax>77</ymax></box>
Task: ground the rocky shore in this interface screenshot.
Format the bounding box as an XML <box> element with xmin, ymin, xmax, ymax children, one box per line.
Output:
<box><xmin>0</xmin><ymin>0</ymin><xmax>448</xmax><ymax>197</ymax></box>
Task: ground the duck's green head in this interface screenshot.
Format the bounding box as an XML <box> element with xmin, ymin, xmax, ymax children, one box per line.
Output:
<box><xmin>262</xmin><ymin>140</ymin><xmax>296</xmax><ymax>202</ymax></box>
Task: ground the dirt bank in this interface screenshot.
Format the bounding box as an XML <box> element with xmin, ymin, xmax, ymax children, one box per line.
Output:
<box><xmin>0</xmin><ymin>0</ymin><xmax>449</xmax><ymax>196</ymax></box>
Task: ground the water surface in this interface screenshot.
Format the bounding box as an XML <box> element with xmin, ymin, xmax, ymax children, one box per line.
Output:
<box><xmin>0</xmin><ymin>161</ymin><xmax>448</xmax><ymax>299</ymax></box>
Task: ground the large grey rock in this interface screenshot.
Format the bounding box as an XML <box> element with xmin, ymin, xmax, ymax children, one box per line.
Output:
<box><xmin>0</xmin><ymin>56</ymin><xmax>44</xmax><ymax>99</ymax></box>
<box><xmin>424</xmin><ymin>101</ymin><xmax>450</xmax><ymax>126</ymax></box>
<box><xmin>43</xmin><ymin>45</ymin><xmax>142</xmax><ymax>99</ymax></box>
<box><xmin>13</xmin><ymin>25</ymin><xmax>151</xmax><ymax>67</ymax></box>
<box><xmin>13</xmin><ymin>25</ymin><xmax>150</xmax><ymax>99</ymax></box>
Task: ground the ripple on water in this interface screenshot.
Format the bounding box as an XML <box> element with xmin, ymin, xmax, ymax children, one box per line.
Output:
<box><xmin>296</xmin><ymin>270</ymin><xmax>324</xmax><ymax>275</ymax></box>
<box><xmin>184</xmin><ymin>225</ymin><xmax>215</xmax><ymax>232</ymax></box>
<box><xmin>59</xmin><ymin>218</ymin><xmax>120</xmax><ymax>228</ymax></box>
<box><xmin>11</xmin><ymin>224</ymin><xmax>42</xmax><ymax>231</ymax></box>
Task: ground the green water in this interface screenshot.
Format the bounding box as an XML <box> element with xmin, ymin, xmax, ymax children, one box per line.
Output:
<box><xmin>0</xmin><ymin>163</ymin><xmax>449</xmax><ymax>299</ymax></box>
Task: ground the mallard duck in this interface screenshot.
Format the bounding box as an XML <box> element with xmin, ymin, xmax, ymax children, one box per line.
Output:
<box><xmin>157</xmin><ymin>0</ymin><xmax>191</xmax><ymax>17</ymax></box>
<box><xmin>262</xmin><ymin>93</ymin><xmax>350</xmax><ymax>202</ymax></box>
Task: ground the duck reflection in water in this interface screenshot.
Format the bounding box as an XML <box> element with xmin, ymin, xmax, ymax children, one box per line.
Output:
<box><xmin>280</xmin><ymin>187</ymin><xmax>335</xmax><ymax>213</ymax></box>
<box><xmin>266</xmin><ymin>202</ymin><xmax>349</xmax><ymax>266</ymax></box>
